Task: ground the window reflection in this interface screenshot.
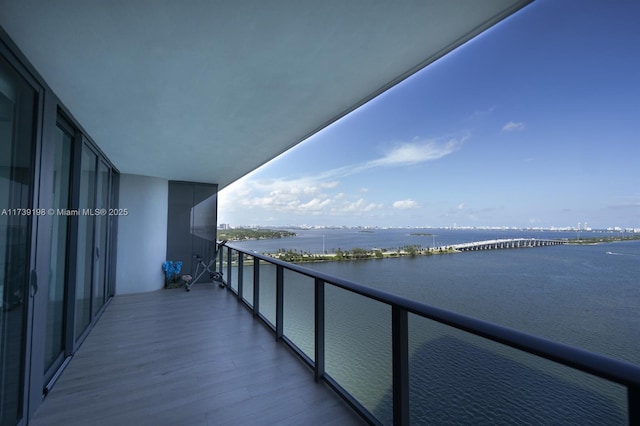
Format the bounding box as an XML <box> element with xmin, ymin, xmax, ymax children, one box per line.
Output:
<box><xmin>0</xmin><ymin>55</ymin><xmax>36</xmax><ymax>426</ymax></box>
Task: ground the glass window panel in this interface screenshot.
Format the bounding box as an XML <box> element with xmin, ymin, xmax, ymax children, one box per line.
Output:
<box><xmin>407</xmin><ymin>313</ymin><xmax>628</xmax><ymax>425</ymax></box>
<box><xmin>75</xmin><ymin>146</ymin><xmax>96</xmax><ymax>338</ymax></box>
<box><xmin>44</xmin><ymin>125</ymin><xmax>73</xmax><ymax>372</ymax></box>
<box><xmin>0</xmin><ymin>56</ymin><xmax>36</xmax><ymax>426</ymax></box>
<box><xmin>258</xmin><ymin>261</ymin><xmax>276</xmax><ymax>326</ymax></box>
<box><xmin>242</xmin><ymin>255</ymin><xmax>254</xmax><ymax>306</ymax></box>
<box><xmin>228</xmin><ymin>249</ymin><xmax>238</xmax><ymax>292</ymax></box>
<box><xmin>325</xmin><ymin>284</ymin><xmax>392</xmax><ymax>425</ymax></box>
<box><xmin>221</xmin><ymin>246</ymin><xmax>228</xmax><ymax>284</ymax></box>
<box><xmin>282</xmin><ymin>269</ymin><xmax>315</xmax><ymax>359</ymax></box>
<box><xmin>93</xmin><ymin>161</ymin><xmax>109</xmax><ymax>313</ymax></box>
<box><xmin>191</xmin><ymin>185</ymin><xmax>217</xmax><ymax>275</ymax></box>
<box><xmin>191</xmin><ymin>187</ymin><xmax>217</xmax><ymax>243</ymax></box>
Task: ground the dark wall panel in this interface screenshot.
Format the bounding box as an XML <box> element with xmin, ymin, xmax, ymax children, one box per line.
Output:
<box><xmin>167</xmin><ymin>181</ymin><xmax>218</xmax><ymax>275</ymax></box>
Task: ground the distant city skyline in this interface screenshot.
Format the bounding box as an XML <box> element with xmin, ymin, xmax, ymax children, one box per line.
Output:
<box><xmin>219</xmin><ymin>0</ymin><xmax>640</xmax><ymax>229</ymax></box>
<box><xmin>217</xmin><ymin>223</ymin><xmax>639</xmax><ymax>233</ymax></box>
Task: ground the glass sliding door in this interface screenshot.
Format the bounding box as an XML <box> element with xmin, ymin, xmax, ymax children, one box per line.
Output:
<box><xmin>2</xmin><ymin>27</ymin><xmax>119</xmax><ymax>425</ymax></box>
<box><xmin>75</xmin><ymin>146</ymin><xmax>111</xmax><ymax>341</ymax></box>
<box><xmin>0</xmin><ymin>55</ymin><xmax>36</xmax><ymax>426</ymax></box>
<box><xmin>44</xmin><ymin>123</ymin><xmax>73</xmax><ymax>376</ymax></box>
<box><xmin>74</xmin><ymin>145</ymin><xmax>96</xmax><ymax>339</ymax></box>
<box><xmin>93</xmin><ymin>160</ymin><xmax>109</xmax><ymax>314</ymax></box>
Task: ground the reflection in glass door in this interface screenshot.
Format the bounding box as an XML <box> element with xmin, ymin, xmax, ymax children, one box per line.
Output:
<box><xmin>75</xmin><ymin>146</ymin><xmax>96</xmax><ymax>338</ymax></box>
<box><xmin>44</xmin><ymin>124</ymin><xmax>73</xmax><ymax>376</ymax></box>
<box><xmin>0</xmin><ymin>55</ymin><xmax>36</xmax><ymax>426</ymax></box>
<box><xmin>93</xmin><ymin>161</ymin><xmax>109</xmax><ymax>314</ymax></box>
<box><xmin>74</xmin><ymin>146</ymin><xmax>110</xmax><ymax>341</ymax></box>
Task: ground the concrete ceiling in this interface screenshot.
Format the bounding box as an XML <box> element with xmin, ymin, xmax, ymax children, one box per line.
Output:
<box><xmin>0</xmin><ymin>0</ymin><xmax>531</xmax><ymax>189</ymax></box>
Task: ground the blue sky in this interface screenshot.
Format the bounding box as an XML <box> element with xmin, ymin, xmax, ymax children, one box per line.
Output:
<box><xmin>219</xmin><ymin>0</ymin><xmax>640</xmax><ymax>229</ymax></box>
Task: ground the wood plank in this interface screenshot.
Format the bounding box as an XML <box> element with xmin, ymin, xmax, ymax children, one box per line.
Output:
<box><xmin>30</xmin><ymin>285</ymin><xmax>366</xmax><ymax>425</ymax></box>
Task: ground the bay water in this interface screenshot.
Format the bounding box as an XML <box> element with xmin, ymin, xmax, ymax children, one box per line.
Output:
<box><xmin>230</xmin><ymin>228</ymin><xmax>639</xmax><ymax>424</ymax></box>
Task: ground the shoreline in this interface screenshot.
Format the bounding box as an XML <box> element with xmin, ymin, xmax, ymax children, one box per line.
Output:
<box><xmin>232</xmin><ymin>235</ymin><xmax>640</xmax><ymax>265</ymax></box>
<box><xmin>222</xmin><ymin>232</ymin><xmax>640</xmax><ymax>266</ymax></box>
<box><xmin>564</xmin><ymin>235</ymin><xmax>640</xmax><ymax>245</ymax></box>
<box><xmin>264</xmin><ymin>246</ymin><xmax>459</xmax><ymax>264</ymax></box>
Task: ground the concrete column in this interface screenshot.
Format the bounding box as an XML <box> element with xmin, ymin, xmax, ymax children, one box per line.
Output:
<box><xmin>115</xmin><ymin>174</ymin><xmax>168</xmax><ymax>294</ymax></box>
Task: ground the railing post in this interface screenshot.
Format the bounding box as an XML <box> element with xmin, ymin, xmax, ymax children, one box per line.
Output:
<box><xmin>253</xmin><ymin>257</ymin><xmax>260</xmax><ymax>316</ymax></box>
<box><xmin>276</xmin><ymin>265</ymin><xmax>284</xmax><ymax>341</ymax></box>
<box><xmin>237</xmin><ymin>252</ymin><xmax>243</xmax><ymax>300</ymax></box>
<box><xmin>314</xmin><ymin>278</ymin><xmax>325</xmax><ymax>382</ymax></box>
<box><xmin>392</xmin><ymin>305</ymin><xmax>409</xmax><ymax>426</ymax></box>
<box><xmin>629</xmin><ymin>386</ymin><xmax>639</xmax><ymax>426</ymax></box>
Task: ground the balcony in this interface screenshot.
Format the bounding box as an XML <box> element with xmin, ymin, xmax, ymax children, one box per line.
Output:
<box><xmin>31</xmin><ymin>243</ymin><xmax>640</xmax><ymax>425</ymax></box>
<box><xmin>29</xmin><ymin>285</ymin><xmax>365</xmax><ymax>426</ymax></box>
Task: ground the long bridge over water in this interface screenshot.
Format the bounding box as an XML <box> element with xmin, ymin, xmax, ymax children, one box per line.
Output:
<box><xmin>447</xmin><ymin>238</ymin><xmax>566</xmax><ymax>252</ymax></box>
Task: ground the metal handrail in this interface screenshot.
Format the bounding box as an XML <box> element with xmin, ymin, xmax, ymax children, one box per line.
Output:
<box><xmin>222</xmin><ymin>242</ymin><xmax>640</xmax><ymax>425</ymax></box>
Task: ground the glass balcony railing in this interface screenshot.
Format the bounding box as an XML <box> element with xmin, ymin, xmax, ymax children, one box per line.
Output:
<box><xmin>219</xmin><ymin>243</ymin><xmax>640</xmax><ymax>425</ymax></box>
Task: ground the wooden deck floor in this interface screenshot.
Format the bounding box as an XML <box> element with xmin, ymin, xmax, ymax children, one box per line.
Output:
<box><xmin>30</xmin><ymin>285</ymin><xmax>366</xmax><ymax>426</ymax></box>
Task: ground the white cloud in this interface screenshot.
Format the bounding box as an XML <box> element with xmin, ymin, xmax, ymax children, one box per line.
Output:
<box><xmin>219</xmin><ymin>175</ymin><xmax>338</xmax><ymax>215</ymax></box>
<box><xmin>470</xmin><ymin>106</ymin><xmax>496</xmax><ymax>120</ymax></box>
<box><xmin>340</xmin><ymin>198</ymin><xmax>382</xmax><ymax>213</ymax></box>
<box><xmin>502</xmin><ymin>121</ymin><xmax>525</xmax><ymax>132</ymax></box>
<box><xmin>299</xmin><ymin>198</ymin><xmax>332</xmax><ymax>211</ymax></box>
<box><xmin>393</xmin><ymin>199</ymin><xmax>419</xmax><ymax>209</ymax></box>
<box><xmin>219</xmin><ymin>175</ymin><xmax>386</xmax><ymax>221</ymax></box>
<box><xmin>246</xmin><ymin>136</ymin><xmax>464</xmax><ymax>189</ymax></box>
<box><xmin>366</xmin><ymin>138</ymin><xmax>460</xmax><ymax>168</ymax></box>
<box><xmin>458</xmin><ymin>203</ymin><xmax>465</xmax><ymax>210</ymax></box>
<box><xmin>219</xmin><ymin>134</ymin><xmax>463</xmax><ymax>223</ymax></box>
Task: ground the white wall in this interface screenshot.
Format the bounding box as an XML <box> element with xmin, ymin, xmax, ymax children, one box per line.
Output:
<box><xmin>115</xmin><ymin>174</ymin><xmax>168</xmax><ymax>294</ymax></box>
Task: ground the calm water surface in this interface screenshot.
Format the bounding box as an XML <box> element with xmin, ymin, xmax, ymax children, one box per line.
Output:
<box><xmin>233</xmin><ymin>228</ymin><xmax>639</xmax><ymax>362</ymax></box>
<box><xmin>231</xmin><ymin>229</ymin><xmax>639</xmax><ymax>424</ymax></box>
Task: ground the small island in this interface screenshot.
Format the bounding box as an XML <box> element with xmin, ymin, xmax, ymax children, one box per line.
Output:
<box><xmin>218</xmin><ymin>228</ymin><xmax>296</xmax><ymax>241</ymax></box>
<box><xmin>268</xmin><ymin>244</ymin><xmax>457</xmax><ymax>263</ymax></box>
<box><xmin>564</xmin><ymin>234</ymin><xmax>640</xmax><ymax>245</ymax></box>
<box><xmin>221</xmin><ymin>230</ymin><xmax>640</xmax><ymax>266</ymax></box>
